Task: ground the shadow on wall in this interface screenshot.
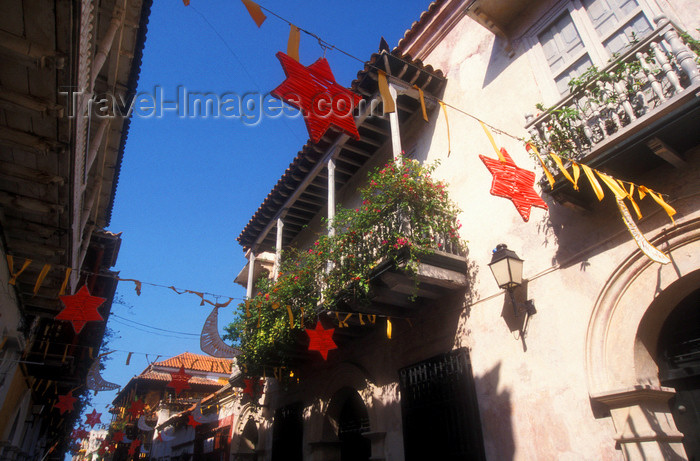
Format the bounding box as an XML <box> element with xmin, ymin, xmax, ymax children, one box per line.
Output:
<box><xmin>475</xmin><ymin>363</ymin><xmax>516</xmax><ymax>461</ymax></box>
<box><xmin>483</xmin><ymin>34</ymin><xmax>516</xmax><ymax>89</ymax></box>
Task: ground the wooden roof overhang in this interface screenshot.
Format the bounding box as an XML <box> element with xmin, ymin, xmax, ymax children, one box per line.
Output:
<box><xmin>1</xmin><ymin>0</ymin><xmax>151</xmax><ymax>319</ymax></box>
<box><xmin>0</xmin><ymin>0</ymin><xmax>152</xmax><ymax>419</ymax></box>
<box><xmin>237</xmin><ymin>50</ymin><xmax>447</xmax><ymax>252</ymax></box>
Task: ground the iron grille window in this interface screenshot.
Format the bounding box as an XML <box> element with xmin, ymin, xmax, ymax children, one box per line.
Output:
<box><xmin>399</xmin><ymin>348</ymin><xmax>486</xmax><ymax>461</ymax></box>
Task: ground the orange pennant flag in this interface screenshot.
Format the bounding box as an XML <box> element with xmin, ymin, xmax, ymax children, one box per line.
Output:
<box><xmin>59</xmin><ymin>267</ymin><xmax>71</xmax><ymax>296</ymax></box>
<box><xmin>480</xmin><ymin>121</ymin><xmax>506</xmax><ymax>162</ymax></box>
<box><xmin>440</xmin><ymin>102</ymin><xmax>451</xmax><ymax>157</ymax></box>
<box><xmin>287</xmin><ymin>25</ymin><xmax>300</xmax><ymax>62</ymax></box>
<box><xmin>377</xmin><ymin>70</ymin><xmax>395</xmax><ymax>114</ymax></box>
<box><xmin>241</xmin><ymin>0</ymin><xmax>266</xmax><ymax>27</ymax></box>
<box><xmin>581</xmin><ymin>164</ymin><xmax>604</xmax><ymax>201</ymax></box>
<box><xmin>413</xmin><ymin>85</ymin><xmax>428</xmax><ymax>122</ymax></box>
<box><xmin>33</xmin><ymin>264</ymin><xmax>52</xmax><ymax>295</ymax></box>
<box><xmin>7</xmin><ymin>256</ymin><xmax>31</xmax><ymax>285</ymax></box>
<box><xmin>526</xmin><ymin>143</ymin><xmax>555</xmax><ymax>189</ymax></box>
<box><xmin>639</xmin><ymin>186</ymin><xmax>676</xmax><ymax>223</ymax></box>
<box><xmin>549</xmin><ymin>153</ymin><xmax>577</xmax><ymax>189</ymax></box>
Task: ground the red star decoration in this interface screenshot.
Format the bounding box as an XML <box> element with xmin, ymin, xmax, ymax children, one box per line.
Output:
<box><xmin>85</xmin><ymin>409</ymin><xmax>102</xmax><ymax>428</ymax></box>
<box><xmin>70</xmin><ymin>428</ymin><xmax>87</xmax><ymax>440</ymax></box>
<box><xmin>54</xmin><ymin>391</ymin><xmax>77</xmax><ymax>415</ymax></box>
<box><xmin>187</xmin><ymin>414</ymin><xmax>202</xmax><ymax>428</ymax></box>
<box><xmin>306</xmin><ymin>321</ymin><xmax>337</xmax><ymax>360</ymax></box>
<box><xmin>271</xmin><ymin>52</ymin><xmax>362</xmax><ymax>143</ymax></box>
<box><xmin>167</xmin><ymin>366</ymin><xmax>192</xmax><ymax>396</ymax></box>
<box><xmin>56</xmin><ymin>285</ymin><xmax>105</xmax><ymax>334</ymax></box>
<box><xmin>480</xmin><ymin>148</ymin><xmax>548</xmax><ymax>222</ymax></box>
<box><xmin>112</xmin><ymin>431</ymin><xmax>125</xmax><ymax>443</ymax></box>
<box><xmin>127</xmin><ymin>439</ymin><xmax>141</xmax><ymax>456</ymax></box>
<box><xmin>127</xmin><ymin>399</ymin><xmax>145</xmax><ymax>418</ymax></box>
<box><xmin>242</xmin><ymin>378</ymin><xmax>256</xmax><ymax>398</ymax></box>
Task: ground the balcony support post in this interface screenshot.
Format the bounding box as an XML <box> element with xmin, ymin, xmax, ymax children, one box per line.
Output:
<box><xmin>274</xmin><ymin>217</ymin><xmax>284</xmax><ymax>280</ymax></box>
<box><xmin>246</xmin><ymin>250</ymin><xmax>256</xmax><ymax>299</ymax></box>
<box><xmin>388</xmin><ymin>84</ymin><xmax>402</xmax><ymax>160</ymax></box>
<box><xmin>327</xmin><ymin>156</ymin><xmax>336</xmax><ymax>237</ymax></box>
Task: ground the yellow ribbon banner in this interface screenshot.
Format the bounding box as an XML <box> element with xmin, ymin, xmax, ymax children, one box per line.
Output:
<box><xmin>377</xmin><ymin>70</ymin><xmax>395</xmax><ymax>114</ymax></box>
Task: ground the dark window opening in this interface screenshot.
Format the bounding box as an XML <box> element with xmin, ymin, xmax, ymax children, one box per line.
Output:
<box><xmin>271</xmin><ymin>402</ymin><xmax>303</xmax><ymax>461</ymax></box>
<box><xmin>338</xmin><ymin>391</ymin><xmax>371</xmax><ymax>461</ymax></box>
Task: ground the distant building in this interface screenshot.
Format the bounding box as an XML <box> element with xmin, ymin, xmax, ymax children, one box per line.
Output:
<box><xmin>109</xmin><ymin>352</ymin><xmax>231</xmax><ymax>460</ymax></box>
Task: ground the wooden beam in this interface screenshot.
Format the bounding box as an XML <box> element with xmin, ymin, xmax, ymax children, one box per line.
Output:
<box><xmin>0</xmin><ymin>87</ymin><xmax>63</xmax><ymax>117</ymax></box>
<box><xmin>0</xmin><ymin>190</ymin><xmax>64</xmax><ymax>214</ymax></box>
<box><xmin>646</xmin><ymin>137</ymin><xmax>687</xmax><ymax>168</ymax></box>
<box><xmin>0</xmin><ymin>161</ymin><xmax>65</xmax><ymax>185</ymax></box>
<box><xmin>0</xmin><ymin>126</ymin><xmax>64</xmax><ymax>154</ymax></box>
<box><xmin>4</xmin><ymin>239</ymin><xmax>66</xmax><ymax>257</ymax></box>
<box><xmin>339</xmin><ymin>143</ymin><xmax>372</xmax><ymax>157</ymax></box>
<box><xmin>0</xmin><ymin>30</ymin><xmax>65</xmax><ymax>69</ymax></box>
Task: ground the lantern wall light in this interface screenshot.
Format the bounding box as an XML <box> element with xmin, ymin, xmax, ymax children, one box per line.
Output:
<box><xmin>488</xmin><ymin>244</ymin><xmax>537</xmax><ymax>319</ymax></box>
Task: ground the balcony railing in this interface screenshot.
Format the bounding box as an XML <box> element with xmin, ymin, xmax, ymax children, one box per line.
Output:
<box><xmin>525</xmin><ymin>16</ymin><xmax>700</xmax><ymax>166</ymax></box>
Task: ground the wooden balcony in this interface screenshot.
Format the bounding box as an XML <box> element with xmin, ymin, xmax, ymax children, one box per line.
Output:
<box><xmin>525</xmin><ymin>16</ymin><xmax>700</xmax><ymax>208</ymax></box>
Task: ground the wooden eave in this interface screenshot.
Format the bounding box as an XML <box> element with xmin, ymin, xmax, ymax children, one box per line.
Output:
<box><xmin>236</xmin><ymin>50</ymin><xmax>446</xmax><ymax>252</ymax></box>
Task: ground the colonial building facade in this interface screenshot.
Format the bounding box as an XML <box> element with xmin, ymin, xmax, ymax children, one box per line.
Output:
<box><xmin>229</xmin><ymin>1</ymin><xmax>700</xmax><ymax>460</ymax></box>
<box><xmin>0</xmin><ymin>0</ymin><xmax>152</xmax><ymax>458</ymax></box>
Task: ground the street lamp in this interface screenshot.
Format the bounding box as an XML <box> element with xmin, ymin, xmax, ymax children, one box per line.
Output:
<box><xmin>488</xmin><ymin>244</ymin><xmax>536</xmax><ymax>317</ymax></box>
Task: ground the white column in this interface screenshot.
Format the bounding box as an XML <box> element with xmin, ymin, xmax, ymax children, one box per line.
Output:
<box><xmin>327</xmin><ymin>157</ymin><xmax>336</xmax><ymax>236</ymax></box>
<box><xmin>388</xmin><ymin>84</ymin><xmax>402</xmax><ymax>160</ymax></box>
<box><xmin>246</xmin><ymin>251</ymin><xmax>256</xmax><ymax>299</ymax></box>
<box><xmin>274</xmin><ymin>217</ymin><xmax>284</xmax><ymax>279</ymax></box>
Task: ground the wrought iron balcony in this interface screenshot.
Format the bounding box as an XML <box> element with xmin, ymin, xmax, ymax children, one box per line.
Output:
<box><xmin>525</xmin><ymin>16</ymin><xmax>700</xmax><ymax>207</ymax></box>
<box><xmin>328</xmin><ymin>207</ymin><xmax>468</xmax><ymax>316</ymax></box>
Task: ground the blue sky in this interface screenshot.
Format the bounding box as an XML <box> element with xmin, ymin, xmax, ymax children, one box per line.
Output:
<box><xmin>79</xmin><ymin>0</ymin><xmax>432</xmax><ymax>432</ymax></box>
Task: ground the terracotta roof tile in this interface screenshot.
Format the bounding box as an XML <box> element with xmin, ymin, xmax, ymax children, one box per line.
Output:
<box><xmin>152</xmin><ymin>352</ymin><xmax>232</xmax><ymax>374</ymax></box>
<box><xmin>396</xmin><ymin>0</ymin><xmax>444</xmax><ymax>53</ymax></box>
<box><xmin>136</xmin><ymin>370</ymin><xmax>223</xmax><ymax>387</ymax></box>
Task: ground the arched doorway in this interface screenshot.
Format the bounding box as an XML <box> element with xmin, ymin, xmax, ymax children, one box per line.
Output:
<box><xmin>657</xmin><ymin>288</ymin><xmax>700</xmax><ymax>460</ymax></box>
<box><xmin>337</xmin><ymin>390</ymin><xmax>370</xmax><ymax>461</ymax></box>
<box><xmin>585</xmin><ymin>219</ymin><xmax>700</xmax><ymax>460</ymax></box>
<box><xmin>234</xmin><ymin>418</ymin><xmax>258</xmax><ymax>461</ymax></box>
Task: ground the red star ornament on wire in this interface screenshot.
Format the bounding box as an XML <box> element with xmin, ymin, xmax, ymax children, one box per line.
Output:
<box><xmin>479</xmin><ymin>147</ymin><xmax>548</xmax><ymax>222</ymax></box>
<box><xmin>167</xmin><ymin>366</ymin><xmax>192</xmax><ymax>396</ymax></box>
<box><xmin>128</xmin><ymin>439</ymin><xmax>141</xmax><ymax>456</ymax></box>
<box><xmin>127</xmin><ymin>399</ymin><xmax>145</xmax><ymax>419</ymax></box>
<box><xmin>55</xmin><ymin>391</ymin><xmax>77</xmax><ymax>415</ymax></box>
<box><xmin>56</xmin><ymin>285</ymin><xmax>106</xmax><ymax>334</ymax></box>
<box><xmin>271</xmin><ymin>52</ymin><xmax>362</xmax><ymax>143</ymax></box>
<box><xmin>187</xmin><ymin>414</ymin><xmax>202</xmax><ymax>428</ymax></box>
<box><xmin>306</xmin><ymin>321</ymin><xmax>337</xmax><ymax>360</ymax></box>
<box><xmin>85</xmin><ymin>409</ymin><xmax>102</xmax><ymax>428</ymax></box>
<box><xmin>112</xmin><ymin>431</ymin><xmax>125</xmax><ymax>443</ymax></box>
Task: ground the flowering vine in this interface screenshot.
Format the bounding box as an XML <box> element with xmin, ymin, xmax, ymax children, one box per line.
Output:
<box><xmin>224</xmin><ymin>155</ymin><xmax>464</xmax><ymax>374</ymax></box>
